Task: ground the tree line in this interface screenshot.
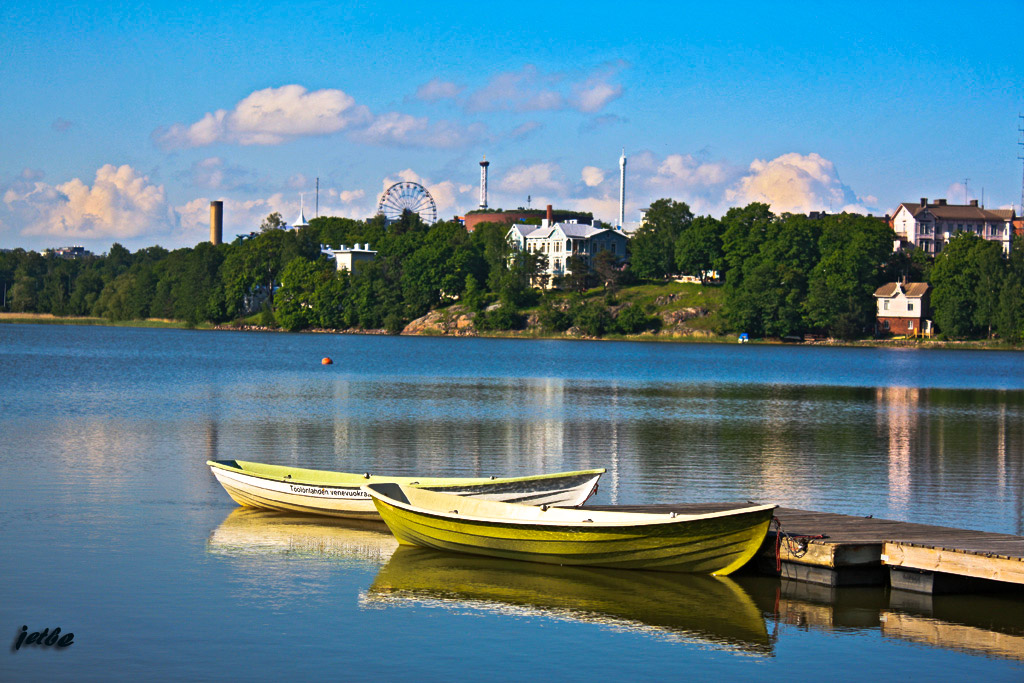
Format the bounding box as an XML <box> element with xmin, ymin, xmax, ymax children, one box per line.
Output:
<box><xmin>629</xmin><ymin>199</ymin><xmax>1024</xmax><ymax>342</ymax></box>
<box><xmin>1</xmin><ymin>201</ymin><xmax>1022</xmax><ymax>342</ymax></box>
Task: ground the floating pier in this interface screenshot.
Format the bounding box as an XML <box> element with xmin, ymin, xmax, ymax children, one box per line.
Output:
<box><xmin>591</xmin><ymin>504</ymin><xmax>1024</xmax><ymax>594</ymax></box>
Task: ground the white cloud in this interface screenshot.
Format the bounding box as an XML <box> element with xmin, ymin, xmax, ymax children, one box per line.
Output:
<box><xmin>332</xmin><ymin>189</ymin><xmax>365</xmax><ymax>203</ymax></box>
<box><xmin>465</xmin><ymin>66</ymin><xmax>565</xmax><ymax>113</ymax></box>
<box><xmin>944</xmin><ymin>182</ymin><xmax>975</xmax><ymax>204</ymax></box>
<box><xmin>5</xmin><ymin>164</ymin><xmax>175</xmax><ymax>240</ymax></box>
<box><xmin>581</xmin><ymin>166</ymin><xmax>605</xmax><ymax>187</ymax></box>
<box><xmin>499</xmin><ymin>163</ymin><xmax>566</xmax><ymax>195</ymax></box>
<box><xmin>463</xmin><ymin>64</ymin><xmax>624</xmax><ymax>114</ymax></box>
<box><xmin>725</xmin><ymin>152</ymin><xmax>860</xmax><ymax>214</ymax></box>
<box><xmin>183</xmin><ymin>157</ymin><xmax>258</xmax><ymax>192</ymax></box>
<box><xmin>510</xmin><ymin>121</ymin><xmax>543</xmax><ymax>139</ymax></box>
<box><xmin>652</xmin><ymin>154</ymin><xmax>731</xmax><ymax>188</ymax></box>
<box><xmin>154</xmin><ymin>85</ymin><xmax>371</xmax><ymax>149</ymax></box>
<box><xmin>571</xmin><ymin>81</ymin><xmax>622</xmax><ymax>113</ymax></box>
<box><xmin>353</xmin><ymin>112</ymin><xmax>487</xmax><ymax>148</ymax></box>
<box><xmin>474</xmin><ymin>150</ymin><xmax>876</xmax><ymax>226</ymax></box>
<box><xmin>580</xmin><ymin>113</ymin><xmax>628</xmax><ymax>133</ymax></box>
<box><xmin>415</xmin><ymin>78</ymin><xmax>462</xmax><ymax>101</ymax></box>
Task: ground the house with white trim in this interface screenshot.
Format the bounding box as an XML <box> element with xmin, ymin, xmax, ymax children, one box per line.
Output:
<box><xmin>891</xmin><ymin>198</ymin><xmax>1014</xmax><ymax>254</ymax></box>
<box><xmin>506</xmin><ymin>218</ymin><xmax>628</xmax><ymax>287</ymax></box>
<box><xmin>873</xmin><ymin>281</ymin><xmax>932</xmax><ymax>336</ymax></box>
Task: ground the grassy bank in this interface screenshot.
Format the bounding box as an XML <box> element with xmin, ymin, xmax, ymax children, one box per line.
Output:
<box><xmin>3</xmin><ymin>283</ymin><xmax>1021</xmax><ymax>351</ymax></box>
<box><xmin>0</xmin><ymin>312</ymin><xmax>214</xmax><ymax>329</ymax></box>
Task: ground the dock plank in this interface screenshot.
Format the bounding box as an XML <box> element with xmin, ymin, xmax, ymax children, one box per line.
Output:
<box><xmin>589</xmin><ymin>503</ymin><xmax>1024</xmax><ymax>587</ymax></box>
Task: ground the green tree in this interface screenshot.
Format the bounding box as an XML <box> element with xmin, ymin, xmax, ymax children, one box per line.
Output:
<box><xmin>996</xmin><ymin>246</ymin><xmax>1024</xmax><ymax>342</ymax></box>
<box><xmin>312</xmin><ymin>271</ymin><xmax>350</xmax><ymax>329</ymax></box>
<box><xmin>537</xmin><ymin>295</ymin><xmax>571</xmax><ymax>332</ymax></box>
<box><xmin>675</xmin><ymin>215</ymin><xmax>724</xmax><ymax>283</ymax></box>
<box><xmin>275</xmin><ymin>257</ymin><xmax>330</xmax><ymax>331</ymax></box>
<box><xmin>930</xmin><ymin>234</ymin><xmax>1005</xmax><ymax>338</ymax></box>
<box><xmin>571</xmin><ymin>300</ymin><xmax>612</xmax><ymax>336</ymax></box>
<box><xmin>592</xmin><ymin>249</ymin><xmax>622</xmax><ymax>291</ymax></box>
<box><xmin>560</xmin><ymin>255</ymin><xmax>592</xmax><ymax>293</ymax></box>
<box><xmin>629</xmin><ymin>198</ymin><xmax>693</xmax><ymax>279</ymax></box>
<box><xmin>613</xmin><ymin>303</ymin><xmax>657</xmax><ymax>334</ymax></box>
<box><xmin>68</xmin><ymin>267</ymin><xmax>105</xmax><ymax>316</ymax></box>
<box><xmin>498</xmin><ymin>249</ymin><xmax>544</xmax><ymax>308</ymax></box>
<box><xmin>804</xmin><ymin>214</ymin><xmax>895</xmax><ymax>338</ymax></box>
<box><xmin>222</xmin><ymin>229</ymin><xmax>299</xmax><ymax>317</ymax></box>
<box><xmin>462</xmin><ymin>273</ymin><xmax>486</xmax><ymax>312</ymax></box>
<box><xmin>474</xmin><ymin>305</ymin><xmax>526</xmax><ymax>331</ymax></box>
<box><xmin>260</xmin><ymin>212</ymin><xmax>286</xmax><ymax>231</ymax></box>
<box><xmin>724</xmin><ymin>211</ymin><xmax>819</xmax><ymax>337</ymax></box>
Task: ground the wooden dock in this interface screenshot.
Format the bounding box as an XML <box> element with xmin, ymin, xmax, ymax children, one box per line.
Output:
<box><xmin>590</xmin><ymin>503</ymin><xmax>1024</xmax><ymax>594</ymax></box>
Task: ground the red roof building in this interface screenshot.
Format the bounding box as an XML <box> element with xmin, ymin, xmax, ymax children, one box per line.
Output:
<box><xmin>873</xmin><ymin>282</ymin><xmax>932</xmax><ymax>337</ymax></box>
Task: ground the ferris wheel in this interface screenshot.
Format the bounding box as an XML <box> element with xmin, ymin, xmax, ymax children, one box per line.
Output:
<box><xmin>376</xmin><ymin>181</ymin><xmax>437</xmax><ymax>224</ymax></box>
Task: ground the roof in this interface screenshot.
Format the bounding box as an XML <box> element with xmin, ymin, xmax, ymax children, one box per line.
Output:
<box><xmin>896</xmin><ymin>202</ymin><xmax>1015</xmax><ymax>222</ymax></box>
<box><xmin>873</xmin><ymin>282</ymin><xmax>929</xmax><ymax>298</ymax></box>
<box><xmin>509</xmin><ymin>225</ymin><xmax>537</xmax><ymax>238</ymax></box>
<box><xmin>559</xmin><ymin>224</ymin><xmax>615</xmax><ymax>239</ymax></box>
<box><xmin>511</xmin><ymin>222</ymin><xmax>624</xmax><ymax>240</ymax></box>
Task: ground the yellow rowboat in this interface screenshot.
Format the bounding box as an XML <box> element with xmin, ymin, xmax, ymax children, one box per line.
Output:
<box><xmin>207</xmin><ymin>460</ymin><xmax>604</xmax><ymax>521</ymax></box>
<box><xmin>363</xmin><ymin>483</ymin><xmax>776</xmax><ymax>575</ymax></box>
<box><xmin>366</xmin><ymin>545</ymin><xmax>772</xmax><ymax>652</ymax></box>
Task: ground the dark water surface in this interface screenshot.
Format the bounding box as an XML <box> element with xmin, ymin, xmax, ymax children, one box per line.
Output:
<box><xmin>2</xmin><ymin>324</ymin><xmax>1024</xmax><ymax>680</ymax></box>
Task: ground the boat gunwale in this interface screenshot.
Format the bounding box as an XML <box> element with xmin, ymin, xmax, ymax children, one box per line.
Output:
<box><xmin>363</xmin><ymin>483</ymin><xmax>776</xmax><ymax>531</ymax></box>
<box><xmin>207</xmin><ymin>459</ymin><xmax>606</xmax><ymax>489</ymax></box>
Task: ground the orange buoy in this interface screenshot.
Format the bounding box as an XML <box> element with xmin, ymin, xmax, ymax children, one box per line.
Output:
<box><xmin>321</xmin><ymin>357</ymin><xmax>333</xmax><ymax>365</ymax></box>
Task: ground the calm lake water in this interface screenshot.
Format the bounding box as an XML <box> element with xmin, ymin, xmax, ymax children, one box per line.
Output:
<box><xmin>2</xmin><ymin>324</ymin><xmax>1024</xmax><ymax>680</ymax></box>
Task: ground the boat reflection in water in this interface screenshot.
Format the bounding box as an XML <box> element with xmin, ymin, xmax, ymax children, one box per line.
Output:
<box><xmin>207</xmin><ymin>511</ymin><xmax>1024</xmax><ymax>661</ymax></box>
<box><xmin>751</xmin><ymin>578</ymin><xmax>1024</xmax><ymax>663</ymax></box>
<box><xmin>363</xmin><ymin>545</ymin><xmax>773</xmax><ymax>654</ymax></box>
<box><xmin>208</xmin><ymin>508</ymin><xmax>398</xmax><ymax>569</ymax></box>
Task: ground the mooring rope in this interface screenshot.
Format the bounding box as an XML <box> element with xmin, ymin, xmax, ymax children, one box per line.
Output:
<box><xmin>772</xmin><ymin>517</ymin><xmax>827</xmax><ymax>572</ymax></box>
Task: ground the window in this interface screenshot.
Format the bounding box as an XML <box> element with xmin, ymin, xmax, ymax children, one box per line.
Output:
<box><xmin>883</xmin><ymin>320</ymin><xmax>890</xmax><ymax>330</ymax></box>
<box><xmin>908</xmin><ymin>302</ymin><xmax>914</xmax><ymax>312</ymax></box>
<box><xmin>908</xmin><ymin>320</ymin><xmax>914</xmax><ymax>330</ymax></box>
<box><xmin>883</xmin><ymin>300</ymin><xmax>889</xmax><ymax>310</ymax></box>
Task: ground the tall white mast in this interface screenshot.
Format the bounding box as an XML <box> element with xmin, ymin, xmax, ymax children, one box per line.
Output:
<box><xmin>618</xmin><ymin>148</ymin><xmax>627</xmax><ymax>228</ymax></box>
<box><xmin>479</xmin><ymin>157</ymin><xmax>490</xmax><ymax>210</ymax></box>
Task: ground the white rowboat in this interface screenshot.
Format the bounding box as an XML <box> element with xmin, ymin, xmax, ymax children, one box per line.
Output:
<box><xmin>208</xmin><ymin>459</ymin><xmax>604</xmax><ymax>521</ymax></box>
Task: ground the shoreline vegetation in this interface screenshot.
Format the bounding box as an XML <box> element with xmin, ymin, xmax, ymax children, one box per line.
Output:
<box><xmin>3</xmin><ymin>310</ymin><xmax>1021</xmax><ymax>351</ymax></box>
<box><xmin>3</xmin><ymin>201</ymin><xmax>1023</xmax><ymax>347</ymax></box>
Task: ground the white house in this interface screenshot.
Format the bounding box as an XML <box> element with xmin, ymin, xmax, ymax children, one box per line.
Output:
<box><xmin>873</xmin><ymin>281</ymin><xmax>931</xmax><ymax>336</ymax></box>
<box><xmin>891</xmin><ymin>198</ymin><xmax>1014</xmax><ymax>254</ymax></box>
<box><xmin>326</xmin><ymin>243</ymin><xmax>376</xmax><ymax>272</ymax></box>
<box><xmin>506</xmin><ymin>219</ymin><xmax>628</xmax><ymax>286</ymax></box>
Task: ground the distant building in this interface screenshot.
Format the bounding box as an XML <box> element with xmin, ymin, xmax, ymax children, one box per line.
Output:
<box><xmin>50</xmin><ymin>246</ymin><xmax>93</xmax><ymax>259</ymax></box>
<box><xmin>506</xmin><ymin>210</ymin><xmax>628</xmax><ymax>287</ymax></box>
<box><xmin>463</xmin><ymin>208</ymin><xmax>592</xmax><ymax>232</ymax></box>
<box><xmin>327</xmin><ymin>244</ymin><xmax>376</xmax><ymax>272</ymax></box>
<box><xmin>873</xmin><ymin>282</ymin><xmax>932</xmax><ymax>336</ymax></box>
<box><xmin>891</xmin><ymin>198</ymin><xmax>1014</xmax><ymax>254</ymax></box>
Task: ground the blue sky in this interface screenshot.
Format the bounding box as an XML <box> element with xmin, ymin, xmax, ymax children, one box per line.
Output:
<box><xmin>2</xmin><ymin>1</ymin><xmax>1022</xmax><ymax>252</ymax></box>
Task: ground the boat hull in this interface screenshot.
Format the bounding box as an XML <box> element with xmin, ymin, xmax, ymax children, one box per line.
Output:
<box><xmin>365</xmin><ymin>483</ymin><xmax>775</xmax><ymax>575</ymax></box>
<box><xmin>207</xmin><ymin>460</ymin><xmax>604</xmax><ymax>521</ymax></box>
